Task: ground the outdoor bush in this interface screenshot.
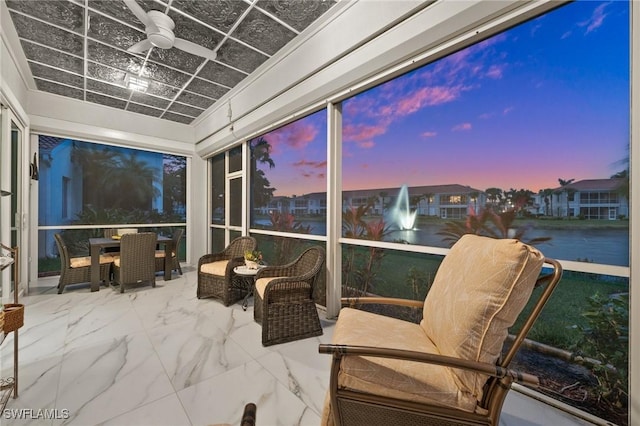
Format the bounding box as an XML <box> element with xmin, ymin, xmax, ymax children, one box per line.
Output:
<box><xmin>575</xmin><ymin>293</ymin><xmax>629</xmax><ymax>410</ymax></box>
<box><xmin>524</xmin><ymin>322</ymin><xmax>575</xmax><ymax>348</ymax></box>
<box><xmin>342</xmin><ymin>203</ymin><xmax>390</xmax><ymax>296</ymax></box>
<box><xmin>268</xmin><ymin>211</ymin><xmax>312</xmax><ymax>265</ymax></box>
<box><xmin>405</xmin><ymin>267</ymin><xmax>432</xmax><ymax>322</ymax></box>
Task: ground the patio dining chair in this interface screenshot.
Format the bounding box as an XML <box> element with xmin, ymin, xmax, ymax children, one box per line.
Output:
<box><xmin>54</xmin><ymin>233</ymin><xmax>113</xmax><ymax>294</ymax></box>
<box><xmin>254</xmin><ymin>246</ymin><xmax>325</xmax><ymax>346</ymax></box>
<box><xmin>103</xmin><ymin>228</ymin><xmax>120</xmax><ymax>256</ymax></box>
<box><xmin>155</xmin><ymin>228</ymin><xmax>184</xmax><ymax>275</ymax></box>
<box><xmin>111</xmin><ymin>232</ymin><xmax>157</xmax><ymax>293</ymax></box>
<box><xmin>319</xmin><ymin>234</ymin><xmax>562</xmax><ymax>426</ymax></box>
<box><xmin>197</xmin><ymin>236</ymin><xmax>257</xmax><ymax>305</ymax></box>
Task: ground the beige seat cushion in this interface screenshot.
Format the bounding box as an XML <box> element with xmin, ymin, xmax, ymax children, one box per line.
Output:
<box><xmin>70</xmin><ymin>255</ymin><xmax>113</xmax><ymax>268</ymax></box>
<box><xmin>254</xmin><ymin>277</ymin><xmax>286</xmax><ymax>298</ymax></box>
<box><xmin>200</xmin><ymin>260</ymin><xmax>229</xmax><ymax>276</ymax></box>
<box><xmin>420</xmin><ymin>234</ymin><xmax>544</xmax><ymax>399</ymax></box>
<box><xmin>330</xmin><ymin>307</ymin><xmax>478</xmax><ymax>412</ymax></box>
<box><xmin>155</xmin><ymin>250</ymin><xmax>176</xmax><ymax>258</ymax></box>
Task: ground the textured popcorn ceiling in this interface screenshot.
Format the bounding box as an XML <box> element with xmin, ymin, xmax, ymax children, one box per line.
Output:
<box><xmin>6</xmin><ymin>0</ymin><xmax>336</xmax><ymax>125</ymax></box>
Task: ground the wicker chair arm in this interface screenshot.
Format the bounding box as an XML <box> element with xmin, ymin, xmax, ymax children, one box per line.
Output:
<box><xmin>226</xmin><ymin>256</ymin><xmax>246</xmax><ymax>274</ymax></box>
<box><xmin>341</xmin><ymin>297</ymin><xmax>424</xmax><ymax>309</ymax></box>
<box><xmin>318</xmin><ymin>344</ymin><xmax>539</xmax><ymax>387</ymax></box>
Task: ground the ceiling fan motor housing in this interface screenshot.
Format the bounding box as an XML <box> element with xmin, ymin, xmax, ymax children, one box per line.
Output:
<box><xmin>146</xmin><ymin>10</ymin><xmax>175</xmax><ymax>49</ymax></box>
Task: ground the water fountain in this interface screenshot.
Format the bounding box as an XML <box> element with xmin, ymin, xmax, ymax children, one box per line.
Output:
<box><xmin>389</xmin><ymin>184</ymin><xmax>417</xmax><ymax>230</ymax></box>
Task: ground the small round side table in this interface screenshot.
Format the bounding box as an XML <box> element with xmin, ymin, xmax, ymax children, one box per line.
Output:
<box><xmin>233</xmin><ymin>265</ymin><xmax>262</xmax><ymax>311</ymax></box>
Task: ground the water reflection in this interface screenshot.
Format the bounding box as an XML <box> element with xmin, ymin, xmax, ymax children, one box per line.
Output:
<box><xmin>255</xmin><ymin>218</ymin><xmax>629</xmax><ymax>267</ymax></box>
<box><xmin>388</xmin><ymin>224</ymin><xmax>628</xmax><ymax>267</ymax></box>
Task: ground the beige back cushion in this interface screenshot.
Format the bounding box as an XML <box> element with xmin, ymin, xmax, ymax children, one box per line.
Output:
<box><xmin>420</xmin><ymin>234</ymin><xmax>544</xmax><ymax>396</ymax></box>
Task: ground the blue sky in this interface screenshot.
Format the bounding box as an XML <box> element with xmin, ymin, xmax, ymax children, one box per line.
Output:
<box><xmin>258</xmin><ymin>1</ymin><xmax>629</xmax><ymax>197</ymax></box>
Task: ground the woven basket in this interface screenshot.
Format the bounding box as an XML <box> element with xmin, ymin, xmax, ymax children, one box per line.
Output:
<box><xmin>0</xmin><ymin>310</ymin><xmax>4</xmax><ymax>334</ymax></box>
<box><xmin>3</xmin><ymin>304</ymin><xmax>24</xmax><ymax>333</ymax></box>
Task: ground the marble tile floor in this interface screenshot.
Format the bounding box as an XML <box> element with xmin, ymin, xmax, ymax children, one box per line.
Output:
<box><xmin>1</xmin><ymin>269</ymin><xmax>594</xmax><ymax>426</ymax></box>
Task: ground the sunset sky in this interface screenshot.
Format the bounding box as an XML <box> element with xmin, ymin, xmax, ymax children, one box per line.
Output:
<box><xmin>257</xmin><ymin>1</ymin><xmax>629</xmax><ymax>197</ymax></box>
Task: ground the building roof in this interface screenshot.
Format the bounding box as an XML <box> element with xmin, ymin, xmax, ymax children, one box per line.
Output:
<box><xmin>560</xmin><ymin>178</ymin><xmax>626</xmax><ymax>192</ymax></box>
<box><xmin>343</xmin><ymin>184</ymin><xmax>483</xmax><ymax>198</ymax></box>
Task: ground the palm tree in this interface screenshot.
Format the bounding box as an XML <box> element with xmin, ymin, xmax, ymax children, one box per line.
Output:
<box><xmin>250</xmin><ymin>137</ymin><xmax>276</xmax><ymax>223</ymax></box>
<box><xmin>107</xmin><ymin>153</ymin><xmax>161</xmax><ymax>210</ymax></box>
<box><xmin>509</xmin><ymin>189</ymin><xmax>534</xmax><ymax>215</ymax></box>
<box><xmin>503</xmin><ymin>188</ymin><xmax>517</xmax><ymax>211</ymax></box>
<box><xmin>485</xmin><ymin>187</ymin><xmax>503</xmax><ymax>210</ymax></box>
<box><xmin>539</xmin><ymin>188</ymin><xmax>554</xmax><ymax>216</ymax></box>
<box><xmin>163</xmin><ymin>155</ymin><xmax>186</xmax><ymax>216</ymax></box>
<box><xmin>611</xmin><ymin>169</ymin><xmax>629</xmax><ymax>202</ymax></box>
<box><xmin>71</xmin><ymin>143</ymin><xmax>120</xmax><ymax>210</ymax></box>
<box><xmin>558</xmin><ymin>178</ymin><xmax>575</xmax><ymax>217</ymax></box>
<box><xmin>342</xmin><ymin>202</ymin><xmax>390</xmax><ymax>296</ymax></box>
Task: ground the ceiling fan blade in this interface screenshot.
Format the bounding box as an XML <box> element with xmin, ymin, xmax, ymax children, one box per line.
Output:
<box><xmin>122</xmin><ymin>0</ymin><xmax>156</xmax><ymax>30</ymax></box>
<box><xmin>173</xmin><ymin>38</ymin><xmax>217</xmax><ymax>61</ymax></box>
<box><xmin>127</xmin><ymin>39</ymin><xmax>153</xmax><ymax>54</ymax></box>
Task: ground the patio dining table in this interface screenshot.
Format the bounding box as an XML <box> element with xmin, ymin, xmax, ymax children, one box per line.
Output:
<box><xmin>89</xmin><ymin>235</ymin><xmax>173</xmax><ymax>292</ymax></box>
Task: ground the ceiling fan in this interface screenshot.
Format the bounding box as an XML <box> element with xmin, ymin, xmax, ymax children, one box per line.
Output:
<box><xmin>123</xmin><ymin>0</ymin><xmax>217</xmax><ymax>61</ymax></box>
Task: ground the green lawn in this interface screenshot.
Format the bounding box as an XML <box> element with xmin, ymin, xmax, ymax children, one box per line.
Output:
<box><xmin>347</xmin><ymin>246</ymin><xmax>628</xmax><ymax>351</ymax></box>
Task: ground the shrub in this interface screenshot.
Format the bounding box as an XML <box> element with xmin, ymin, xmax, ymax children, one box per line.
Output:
<box><xmin>575</xmin><ymin>293</ymin><xmax>628</xmax><ymax>410</ymax></box>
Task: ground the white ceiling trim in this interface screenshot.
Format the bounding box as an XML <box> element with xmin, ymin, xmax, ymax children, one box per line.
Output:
<box><xmin>28</xmin><ymin>90</ymin><xmax>195</xmax><ymax>154</ymax></box>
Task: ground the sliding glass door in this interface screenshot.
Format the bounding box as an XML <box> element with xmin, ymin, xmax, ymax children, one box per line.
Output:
<box><xmin>0</xmin><ymin>106</ymin><xmax>26</xmax><ymax>301</ymax></box>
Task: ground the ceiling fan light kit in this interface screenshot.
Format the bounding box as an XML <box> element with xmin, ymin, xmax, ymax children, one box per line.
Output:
<box><xmin>125</xmin><ymin>74</ymin><xmax>150</xmax><ymax>92</ymax></box>
<box><xmin>146</xmin><ymin>11</ymin><xmax>174</xmax><ymax>49</ymax></box>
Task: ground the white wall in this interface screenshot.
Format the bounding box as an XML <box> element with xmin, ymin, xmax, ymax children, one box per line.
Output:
<box><xmin>27</xmin><ymin>94</ymin><xmax>195</xmax><ymax>154</ymax></box>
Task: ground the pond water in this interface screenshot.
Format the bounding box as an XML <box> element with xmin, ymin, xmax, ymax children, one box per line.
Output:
<box><xmin>255</xmin><ymin>219</ymin><xmax>629</xmax><ymax>267</ymax></box>
<box><xmin>390</xmin><ymin>224</ymin><xmax>629</xmax><ymax>267</ymax></box>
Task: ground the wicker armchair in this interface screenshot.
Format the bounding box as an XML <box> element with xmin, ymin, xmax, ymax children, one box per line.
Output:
<box><xmin>197</xmin><ymin>236</ymin><xmax>257</xmax><ymax>305</ymax></box>
<box><xmin>319</xmin><ymin>235</ymin><xmax>562</xmax><ymax>426</ymax></box>
<box><xmin>155</xmin><ymin>228</ymin><xmax>184</xmax><ymax>275</ymax></box>
<box><xmin>254</xmin><ymin>246</ymin><xmax>325</xmax><ymax>346</ymax></box>
<box><xmin>54</xmin><ymin>233</ymin><xmax>113</xmax><ymax>294</ymax></box>
<box><xmin>112</xmin><ymin>232</ymin><xmax>157</xmax><ymax>293</ymax></box>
